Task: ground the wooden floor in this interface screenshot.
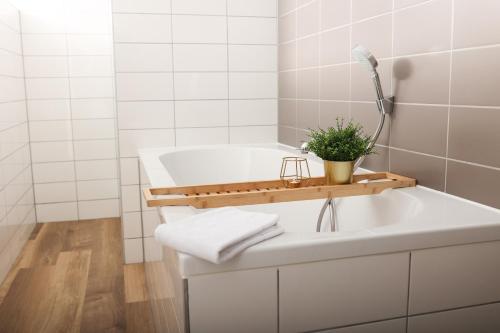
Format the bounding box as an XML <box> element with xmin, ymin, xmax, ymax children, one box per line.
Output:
<box><xmin>0</xmin><ymin>218</ymin><xmax>156</xmax><ymax>333</ymax></box>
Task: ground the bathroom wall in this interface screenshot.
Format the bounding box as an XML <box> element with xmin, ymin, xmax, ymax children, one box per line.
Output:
<box><xmin>111</xmin><ymin>0</ymin><xmax>278</xmax><ymax>262</ymax></box>
<box><xmin>0</xmin><ymin>0</ymin><xmax>36</xmax><ymax>283</ymax></box>
<box><xmin>278</xmin><ymin>0</ymin><xmax>500</xmax><ymax>208</ymax></box>
<box><xmin>19</xmin><ymin>0</ymin><xmax>119</xmax><ymax>222</ymax></box>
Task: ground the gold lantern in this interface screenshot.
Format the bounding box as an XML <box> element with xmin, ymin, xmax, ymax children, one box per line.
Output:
<box><xmin>280</xmin><ymin>157</ymin><xmax>311</xmax><ymax>188</ymax></box>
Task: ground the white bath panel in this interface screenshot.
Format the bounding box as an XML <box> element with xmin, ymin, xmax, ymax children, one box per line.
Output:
<box><xmin>279</xmin><ymin>252</ymin><xmax>410</xmax><ymax>333</ymax></box>
<box><xmin>409</xmin><ymin>241</ymin><xmax>500</xmax><ymax>314</ymax></box>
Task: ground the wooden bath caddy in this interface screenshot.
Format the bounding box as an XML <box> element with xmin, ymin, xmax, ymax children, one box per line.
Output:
<box><xmin>143</xmin><ymin>172</ymin><xmax>416</xmax><ymax>209</ymax></box>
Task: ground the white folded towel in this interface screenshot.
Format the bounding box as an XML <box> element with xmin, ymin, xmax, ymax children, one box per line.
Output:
<box><xmin>154</xmin><ymin>207</ymin><xmax>284</xmax><ymax>264</ymax></box>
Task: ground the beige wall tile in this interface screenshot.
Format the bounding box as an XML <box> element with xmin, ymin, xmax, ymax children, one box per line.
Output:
<box><xmin>278</xmin><ymin>126</ymin><xmax>296</xmax><ymax>146</ymax></box>
<box><xmin>279</xmin><ymin>42</ymin><xmax>296</xmax><ymax>71</ymax></box>
<box><xmin>297</xmin><ymin>35</ymin><xmax>319</xmax><ymax>68</ymax></box>
<box><xmin>446</xmin><ymin>161</ymin><xmax>500</xmax><ymax>209</ymax></box>
<box><xmin>393</xmin><ymin>53</ymin><xmax>450</xmax><ymax>104</ymax></box>
<box><xmin>297</xmin><ymin>69</ymin><xmax>319</xmax><ymax>99</ymax></box>
<box><xmin>278</xmin><ymin>99</ymin><xmax>296</xmax><ymax>127</ymax></box>
<box><xmin>448</xmin><ymin>107</ymin><xmax>500</xmax><ymax>168</ymax></box>
<box><xmin>320</xmin><ymin>27</ymin><xmax>350</xmax><ymax>66</ymax></box>
<box><xmin>320</xmin><ymin>64</ymin><xmax>349</xmax><ymax>100</ymax></box>
<box><xmin>297</xmin><ymin>1</ymin><xmax>319</xmax><ymax>38</ymax></box>
<box><xmin>394</xmin><ymin>0</ymin><xmax>428</xmax><ymax>9</ymax></box>
<box><xmin>279</xmin><ymin>0</ymin><xmax>297</xmax><ymax>15</ymax></box>
<box><xmin>394</xmin><ymin>0</ymin><xmax>452</xmax><ymax>56</ymax></box>
<box><xmin>297</xmin><ymin>100</ymin><xmax>319</xmax><ymax>130</ymax></box>
<box><xmin>390</xmin><ymin>104</ymin><xmax>448</xmax><ymax>156</ymax></box>
<box><xmin>390</xmin><ymin>149</ymin><xmax>446</xmax><ymax>191</ymax></box>
<box><xmin>351</xmin><ymin>14</ymin><xmax>392</xmax><ymax>59</ymax></box>
<box><xmin>351</xmin><ymin>102</ymin><xmax>390</xmax><ymax>146</ymax></box>
<box><xmin>362</xmin><ymin>146</ymin><xmax>390</xmax><ymax>172</ymax></box>
<box><xmin>279</xmin><ymin>12</ymin><xmax>296</xmax><ymax>43</ymax></box>
<box><xmin>319</xmin><ymin>101</ymin><xmax>349</xmax><ymax>129</ymax></box>
<box><xmin>321</xmin><ymin>0</ymin><xmax>350</xmax><ymax>30</ymax></box>
<box><xmin>352</xmin><ymin>0</ymin><xmax>392</xmax><ymax>21</ymax></box>
<box><xmin>279</xmin><ymin>71</ymin><xmax>296</xmax><ymax>98</ymax></box>
<box><xmin>454</xmin><ymin>0</ymin><xmax>500</xmax><ymax>49</ymax></box>
<box><xmin>450</xmin><ymin>47</ymin><xmax>500</xmax><ymax>106</ymax></box>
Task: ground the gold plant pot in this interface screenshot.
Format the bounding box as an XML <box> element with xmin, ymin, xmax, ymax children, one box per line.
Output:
<box><xmin>323</xmin><ymin>160</ymin><xmax>354</xmax><ymax>185</ymax></box>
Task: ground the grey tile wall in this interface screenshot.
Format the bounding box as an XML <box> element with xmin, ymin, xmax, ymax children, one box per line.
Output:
<box><xmin>278</xmin><ymin>0</ymin><xmax>500</xmax><ymax>208</ymax></box>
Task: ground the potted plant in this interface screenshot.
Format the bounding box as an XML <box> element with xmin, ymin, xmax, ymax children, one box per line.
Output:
<box><xmin>307</xmin><ymin>118</ymin><xmax>375</xmax><ymax>185</ymax></box>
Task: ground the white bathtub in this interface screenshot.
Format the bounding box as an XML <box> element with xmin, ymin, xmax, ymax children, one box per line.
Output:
<box><xmin>140</xmin><ymin>144</ymin><xmax>500</xmax><ymax>333</ymax></box>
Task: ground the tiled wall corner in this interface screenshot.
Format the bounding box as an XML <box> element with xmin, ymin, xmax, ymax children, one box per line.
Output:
<box><xmin>278</xmin><ymin>0</ymin><xmax>500</xmax><ymax>209</ymax></box>
<box><xmin>21</xmin><ymin>0</ymin><xmax>120</xmax><ymax>223</ymax></box>
<box><xmin>0</xmin><ymin>0</ymin><xmax>36</xmax><ymax>285</ymax></box>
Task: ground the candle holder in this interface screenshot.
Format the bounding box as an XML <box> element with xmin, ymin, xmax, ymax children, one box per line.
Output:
<box><xmin>280</xmin><ymin>156</ymin><xmax>311</xmax><ymax>188</ymax></box>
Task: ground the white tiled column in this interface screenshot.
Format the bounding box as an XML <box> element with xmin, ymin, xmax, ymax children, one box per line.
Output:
<box><xmin>22</xmin><ymin>0</ymin><xmax>119</xmax><ymax>222</ymax></box>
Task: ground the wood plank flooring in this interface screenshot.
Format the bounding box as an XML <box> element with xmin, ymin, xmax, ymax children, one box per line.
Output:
<box><xmin>0</xmin><ymin>218</ymin><xmax>156</xmax><ymax>333</ymax></box>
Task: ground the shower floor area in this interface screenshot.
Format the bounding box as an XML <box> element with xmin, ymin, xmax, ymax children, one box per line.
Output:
<box><xmin>0</xmin><ymin>219</ymin><xmax>162</xmax><ymax>333</ymax></box>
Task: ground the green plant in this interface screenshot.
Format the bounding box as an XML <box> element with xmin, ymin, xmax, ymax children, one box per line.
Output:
<box><xmin>307</xmin><ymin>118</ymin><xmax>375</xmax><ymax>161</ymax></box>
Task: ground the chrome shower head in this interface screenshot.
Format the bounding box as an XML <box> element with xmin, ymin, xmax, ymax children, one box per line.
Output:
<box><xmin>352</xmin><ymin>44</ymin><xmax>384</xmax><ymax>101</ymax></box>
<box><xmin>352</xmin><ymin>44</ymin><xmax>378</xmax><ymax>73</ymax></box>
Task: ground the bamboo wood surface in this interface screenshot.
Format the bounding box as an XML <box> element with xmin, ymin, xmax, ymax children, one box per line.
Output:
<box><xmin>144</xmin><ymin>172</ymin><xmax>416</xmax><ymax>209</ymax></box>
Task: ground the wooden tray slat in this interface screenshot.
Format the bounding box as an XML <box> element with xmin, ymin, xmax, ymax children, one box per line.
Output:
<box><xmin>143</xmin><ymin>172</ymin><xmax>416</xmax><ymax>209</ymax></box>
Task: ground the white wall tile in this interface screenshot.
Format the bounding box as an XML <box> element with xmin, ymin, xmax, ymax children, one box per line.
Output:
<box><xmin>175</xmin><ymin>100</ymin><xmax>228</xmax><ymax>127</ymax></box>
<box><xmin>123</xmin><ymin>211</ymin><xmax>142</xmax><ymax>238</ymax></box>
<box><xmin>25</xmin><ymin>78</ymin><xmax>70</xmax><ymax>99</ymax></box>
<box><xmin>24</xmin><ymin>56</ymin><xmax>68</xmax><ymax>77</ymax></box>
<box><xmin>70</xmin><ymin>77</ymin><xmax>114</xmax><ymax>98</ymax></box>
<box><xmin>227</xmin><ymin>0</ymin><xmax>277</xmax><ymax>17</ymax></box>
<box><xmin>22</xmin><ymin>34</ymin><xmax>67</xmax><ymax>56</ymax></box>
<box><xmin>230</xmin><ymin>125</ymin><xmax>277</xmax><ymax>144</ymax></box>
<box><xmin>67</xmin><ymin>35</ymin><xmax>113</xmax><ymax>55</ymax></box>
<box><xmin>124</xmin><ymin>238</ymin><xmax>143</xmax><ymax>263</ymax></box>
<box><xmin>171</xmin><ymin>0</ymin><xmax>226</xmax><ymax>15</ymax></box>
<box><xmin>120</xmin><ymin>157</ymin><xmax>139</xmax><ymax>185</ymax></box>
<box><xmin>21</xmin><ymin>11</ymin><xmax>66</xmax><ymax>34</ymax></box>
<box><xmin>121</xmin><ymin>185</ymin><xmax>141</xmax><ymax>212</ymax></box>
<box><xmin>69</xmin><ymin>56</ymin><xmax>114</xmax><ymax>77</ymax></box>
<box><xmin>113</xmin><ymin>14</ymin><xmax>172</xmax><ymax>43</ymax></box>
<box><xmin>71</xmin><ymin>99</ymin><xmax>115</xmax><ymax>119</ymax></box>
<box><xmin>77</xmin><ymin>179</ymin><xmax>119</xmax><ymax>200</ymax></box>
<box><xmin>0</xmin><ymin>77</ymin><xmax>25</xmax><ymax>102</ymax></box>
<box><xmin>229</xmin><ymin>73</ymin><xmax>278</xmax><ymax>99</ymax></box>
<box><xmin>173</xmin><ymin>44</ymin><xmax>227</xmax><ymax>72</ymax></box>
<box><xmin>176</xmin><ymin>127</ymin><xmax>229</xmax><ymax>146</ymax></box>
<box><xmin>119</xmin><ymin>129</ymin><xmax>175</xmax><ymax>157</ymax></box>
<box><xmin>174</xmin><ymin>73</ymin><xmax>228</xmax><ymax>100</ymax></box>
<box><xmin>32</xmin><ymin>161</ymin><xmax>75</xmax><ymax>183</ymax></box>
<box><xmin>66</xmin><ymin>13</ymin><xmax>112</xmax><ymax>34</ymax></box>
<box><xmin>73</xmin><ymin>140</ymin><xmax>117</xmax><ymax>160</ymax></box>
<box><xmin>78</xmin><ymin>199</ymin><xmax>120</xmax><ymax>219</ymax></box>
<box><xmin>73</xmin><ymin>119</ymin><xmax>116</xmax><ymax>140</ymax></box>
<box><xmin>228</xmin><ymin>17</ymin><xmax>277</xmax><ymax>44</ymax></box>
<box><xmin>229</xmin><ymin>45</ymin><xmax>277</xmax><ymax>71</ymax></box>
<box><xmin>36</xmin><ymin>202</ymin><xmax>78</xmax><ymax>222</ymax></box>
<box><xmin>118</xmin><ymin>101</ymin><xmax>174</xmax><ymax>129</ymax></box>
<box><xmin>114</xmin><ymin>43</ymin><xmax>172</xmax><ymax>72</ymax></box>
<box><xmin>229</xmin><ymin>99</ymin><xmax>278</xmax><ymax>126</ymax></box>
<box><xmin>30</xmin><ymin>141</ymin><xmax>74</xmax><ymax>162</ymax></box>
<box><xmin>172</xmin><ymin>15</ymin><xmax>227</xmax><ymax>43</ymax></box>
<box><xmin>144</xmin><ymin>236</ymin><xmax>162</xmax><ymax>261</ymax></box>
<box><xmin>116</xmin><ymin>73</ymin><xmax>173</xmax><ymax>101</ymax></box>
<box><xmin>112</xmin><ymin>0</ymin><xmax>171</xmax><ymax>14</ymax></box>
<box><xmin>34</xmin><ymin>182</ymin><xmax>77</xmax><ymax>203</ymax></box>
<box><xmin>142</xmin><ymin>210</ymin><xmax>160</xmax><ymax>237</ymax></box>
<box><xmin>75</xmin><ymin>159</ymin><xmax>118</xmax><ymax>180</ymax></box>
<box><xmin>29</xmin><ymin>120</ymin><xmax>72</xmax><ymax>142</ymax></box>
<box><xmin>27</xmin><ymin>100</ymin><xmax>71</xmax><ymax>120</ymax></box>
